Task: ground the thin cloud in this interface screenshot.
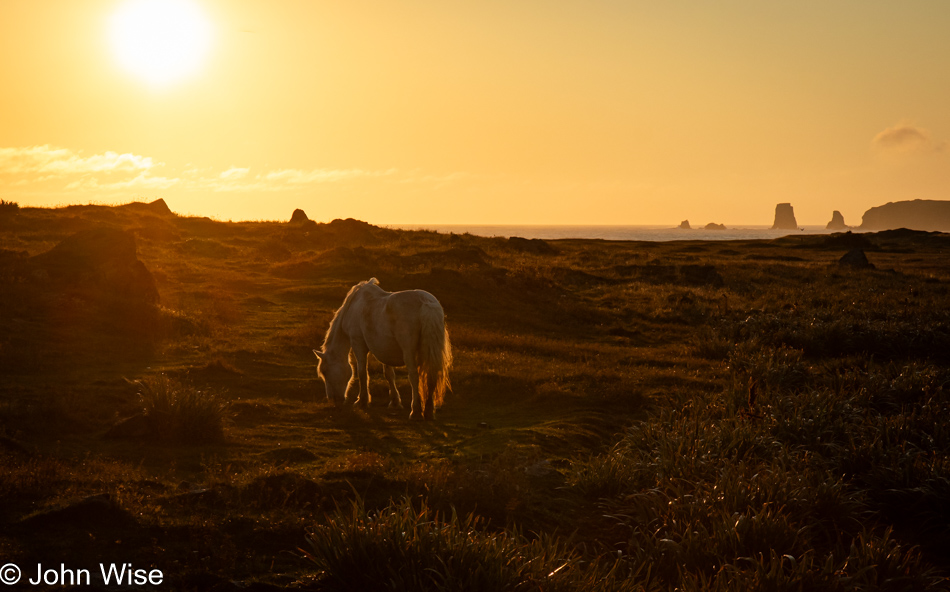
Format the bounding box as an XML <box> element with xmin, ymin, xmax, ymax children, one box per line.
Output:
<box><xmin>872</xmin><ymin>124</ymin><xmax>947</xmax><ymax>154</ymax></box>
<box><xmin>0</xmin><ymin>145</ymin><xmax>157</xmax><ymax>176</ymax></box>
<box><xmin>1</xmin><ymin>145</ymin><xmax>462</xmax><ymax>199</ymax></box>
<box><xmin>219</xmin><ymin>166</ymin><xmax>250</xmax><ymax>180</ymax></box>
<box><xmin>64</xmin><ymin>173</ymin><xmax>180</xmax><ymax>192</ymax></box>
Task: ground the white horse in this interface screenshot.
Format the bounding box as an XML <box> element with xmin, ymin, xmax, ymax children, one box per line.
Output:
<box><xmin>313</xmin><ymin>278</ymin><xmax>452</xmax><ymax>420</ymax></box>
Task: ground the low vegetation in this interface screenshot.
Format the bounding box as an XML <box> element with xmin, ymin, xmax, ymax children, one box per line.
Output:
<box><xmin>1</xmin><ymin>201</ymin><xmax>948</xmax><ymax>590</ymax></box>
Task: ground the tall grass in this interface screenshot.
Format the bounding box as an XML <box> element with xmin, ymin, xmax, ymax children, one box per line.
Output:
<box><xmin>137</xmin><ymin>374</ymin><xmax>229</xmax><ymax>444</ymax></box>
<box><xmin>302</xmin><ymin>497</ymin><xmax>649</xmax><ymax>592</ymax></box>
<box><xmin>569</xmin><ymin>326</ymin><xmax>950</xmax><ymax>589</ymax></box>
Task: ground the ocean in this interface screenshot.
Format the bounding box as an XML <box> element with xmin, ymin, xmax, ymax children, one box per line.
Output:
<box><xmin>388</xmin><ymin>224</ymin><xmax>846</xmax><ymax>242</ymax></box>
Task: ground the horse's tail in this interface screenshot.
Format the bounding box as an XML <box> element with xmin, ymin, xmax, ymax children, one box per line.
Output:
<box><xmin>417</xmin><ymin>301</ymin><xmax>452</xmax><ymax>411</ymax></box>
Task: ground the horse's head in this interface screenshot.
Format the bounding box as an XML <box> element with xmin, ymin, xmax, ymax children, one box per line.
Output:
<box><xmin>313</xmin><ymin>349</ymin><xmax>351</xmax><ymax>406</ymax></box>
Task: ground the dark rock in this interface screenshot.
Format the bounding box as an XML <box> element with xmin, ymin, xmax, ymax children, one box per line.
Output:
<box><xmin>120</xmin><ymin>198</ymin><xmax>174</xmax><ymax>217</ymax></box>
<box><xmin>838</xmin><ymin>248</ymin><xmax>875</xmax><ymax>269</ymax></box>
<box><xmin>826</xmin><ymin>210</ymin><xmax>848</xmax><ymax>230</ymax></box>
<box><xmin>678</xmin><ymin>220</ymin><xmax>691</xmax><ymax>229</ymax></box>
<box><xmin>20</xmin><ymin>494</ymin><xmax>137</xmax><ymax>531</ymax></box>
<box><xmin>771</xmin><ymin>203</ymin><xmax>799</xmax><ymax>230</ymax></box>
<box><xmin>29</xmin><ymin>227</ymin><xmax>159</xmax><ymax>305</ymax></box>
<box><xmin>704</xmin><ymin>222</ymin><xmax>726</xmax><ymax>230</ymax></box>
<box><xmin>290</xmin><ymin>208</ymin><xmax>310</xmax><ymax>223</ymax></box>
<box><xmin>860</xmin><ymin>199</ymin><xmax>950</xmax><ymax>231</ymax></box>
<box><xmin>508</xmin><ymin>236</ymin><xmax>558</xmax><ymax>255</ymax></box>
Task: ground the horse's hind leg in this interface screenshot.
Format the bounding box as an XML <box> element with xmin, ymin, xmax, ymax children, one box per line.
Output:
<box><xmin>422</xmin><ymin>372</ymin><xmax>437</xmax><ymax>420</ymax></box>
<box><xmin>405</xmin><ymin>356</ymin><xmax>423</xmax><ymax>421</ymax></box>
<box><xmin>384</xmin><ymin>365</ymin><xmax>403</xmax><ymax>409</ymax></box>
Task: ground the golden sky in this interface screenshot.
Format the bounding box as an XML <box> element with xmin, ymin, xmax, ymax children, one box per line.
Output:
<box><xmin>2</xmin><ymin>1</ymin><xmax>948</xmax><ymax>225</ymax></box>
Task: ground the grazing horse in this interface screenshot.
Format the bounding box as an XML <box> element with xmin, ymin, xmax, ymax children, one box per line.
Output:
<box><xmin>313</xmin><ymin>278</ymin><xmax>452</xmax><ymax>420</ymax></box>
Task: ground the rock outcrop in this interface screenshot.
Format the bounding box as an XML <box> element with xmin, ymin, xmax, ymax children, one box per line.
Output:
<box><xmin>26</xmin><ymin>228</ymin><xmax>161</xmax><ymax>339</ymax></box>
<box><xmin>859</xmin><ymin>199</ymin><xmax>950</xmax><ymax>231</ymax></box>
<box><xmin>678</xmin><ymin>220</ymin><xmax>691</xmax><ymax>229</ymax></box>
<box><xmin>289</xmin><ymin>208</ymin><xmax>310</xmax><ymax>223</ymax></box>
<box><xmin>826</xmin><ymin>210</ymin><xmax>848</xmax><ymax>230</ymax></box>
<box><xmin>29</xmin><ymin>228</ymin><xmax>159</xmax><ymax>305</ymax></box>
<box><xmin>838</xmin><ymin>248</ymin><xmax>875</xmax><ymax>269</ymax></box>
<box><xmin>120</xmin><ymin>198</ymin><xmax>173</xmax><ymax>217</ymax></box>
<box><xmin>771</xmin><ymin>203</ymin><xmax>798</xmax><ymax>230</ymax></box>
<box><xmin>704</xmin><ymin>223</ymin><xmax>726</xmax><ymax>230</ymax></box>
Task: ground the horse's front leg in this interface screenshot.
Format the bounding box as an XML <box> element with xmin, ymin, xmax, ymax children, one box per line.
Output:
<box><xmin>383</xmin><ymin>365</ymin><xmax>403</xmax><ymax>409</ymax></box>
<box><xmin>351</xmin><ymin>344</ymin><xmax>371</xmax><ymax>408</ymax></box>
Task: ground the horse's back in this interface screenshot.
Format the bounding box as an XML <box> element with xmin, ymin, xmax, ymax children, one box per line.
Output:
<box><xmin>388</xmin><ymin>289</ymin><xmax>442</xmax><ymax>316</ymax></box>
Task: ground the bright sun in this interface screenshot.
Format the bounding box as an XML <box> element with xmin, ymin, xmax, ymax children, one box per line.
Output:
<box><xmin>110</xmin><ymin>0</ymin><xmax>212</xmax><ymax>87</ymax></box>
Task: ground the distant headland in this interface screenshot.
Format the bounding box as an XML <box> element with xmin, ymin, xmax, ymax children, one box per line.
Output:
<box><xmin>859</xmin><ymin>199</ymin><xmax>950</xmax><ymax>231</ymax></box>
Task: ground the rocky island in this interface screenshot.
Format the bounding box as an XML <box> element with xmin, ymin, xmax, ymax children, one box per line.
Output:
<box><xmin>771</xmin><ymin>203</ymin><xmax>799</xmax><ymax>230</ymax></box>
<box><xmin>826</xmin><ymin>210</ymin><xmax>848</xmax><ymax>230</ymax></box>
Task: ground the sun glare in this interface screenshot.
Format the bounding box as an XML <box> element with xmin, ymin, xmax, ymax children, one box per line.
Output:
<box><xmin>109</xmin><ymin>0</ymin><xmax>212</xmax><ymax>87</ymax></box>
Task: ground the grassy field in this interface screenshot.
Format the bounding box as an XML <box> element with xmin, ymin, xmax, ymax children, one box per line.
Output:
<box><xmin>1</xmin><ymin>200</ymin><xmax>948</xmax><ymax>590</ymax></box>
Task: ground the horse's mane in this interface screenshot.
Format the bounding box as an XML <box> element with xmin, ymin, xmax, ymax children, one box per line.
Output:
<box><xmin>322</xmin><ymin>278</ymin><xmax>379</xmax><ymax>351</ymax></box>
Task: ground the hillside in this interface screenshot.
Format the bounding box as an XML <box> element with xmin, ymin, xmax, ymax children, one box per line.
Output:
<box><xmin>2</xmin><ymin>201</ymin><xmax>950</xmax><ymax>590</ymax></box>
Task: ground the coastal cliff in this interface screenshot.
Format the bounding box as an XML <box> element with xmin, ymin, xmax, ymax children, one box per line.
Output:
<box><xmin>860</xmin><ymin>199</ymin><xmax>950</xmax><ymax>231</ymax></box>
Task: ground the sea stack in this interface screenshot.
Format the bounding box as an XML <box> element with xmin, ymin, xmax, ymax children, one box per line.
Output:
<box><xmin>678</xmin><ymin>220</ymin><xmax>691</xmax><ymax>229</ymax></box>
<box><xmin>771</xmin><ymin>203</ymin><xmax>798</xmax><ymax>230</ymax></box>
<box><xmin>826</xmin><ymin>210</ymin><xmax>848</xmax><ymax>230</ymax></box>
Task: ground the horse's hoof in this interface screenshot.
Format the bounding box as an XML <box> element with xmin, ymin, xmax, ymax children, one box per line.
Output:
<box><xmin>409</xmin><ymin>412</ymin><xmax>424</xmax><ymax>421</ymax></box>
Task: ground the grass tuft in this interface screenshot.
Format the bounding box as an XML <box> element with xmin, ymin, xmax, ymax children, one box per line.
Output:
<box><xmin>137</xmin><ymin>374</ymin><xmax>229</xmax><ymax>444</ymax></box>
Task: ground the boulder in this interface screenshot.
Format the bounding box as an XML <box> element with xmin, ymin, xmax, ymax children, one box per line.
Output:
<box><xmin>29</xmin><ymin>228</ymin><xmax>159</xmax><ymax>305</ymax></box>
<box><xmin>771</xmin><ymin>203</ymin><xmax>799</xmax><ymax>230</ymax></box>
<box><xmin>826</xmin><ymin>210</ymin><xmax>848</xmax><ymax>230</ymax></box>
<box><xmin>289</xmin><ymin>208</ymin><xmax>310</xmax><ymax>223</ymax></box>
<box><xmin>20</xmin><ymin>494</ymin><xmax>137</xmax><ymax>531</ymax></box>
<box><xmin>838</xmin><ymin>248</ymin><xmax>875</xmax><ymax>269</ymax></box>
<box><xmin>25</xmin><ymin>228</ymin><xmax>161</xmax><ymax>340</ymax></box>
